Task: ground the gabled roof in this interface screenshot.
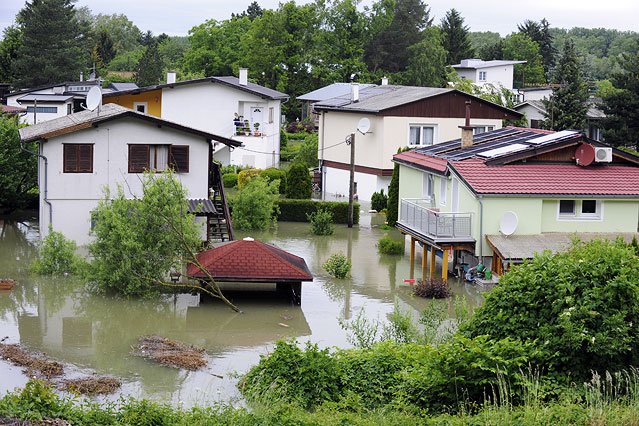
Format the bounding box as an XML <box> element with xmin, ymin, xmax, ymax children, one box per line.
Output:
<box><xmin>314</xmin><ymin>85</ymin><xmax>451</xmax><ymax>112</ymax></box>
<box><xmin>7</xmin><ymin>80</ymin><xmax>100</xmax><ymax>97</ymax></box>
<box><xmin>298</xmin><ymin>83</ymin><xmax>377</xmax><ymax>101</ymax></box>
<box><xmin>187</xmin><ymin>238</ymin><xmax>313</xmax><ymax>282</ymax></box>
<box><xmin>452</xmin><ymin>59</ymin><xmax>527</xmax><ymax>69</ymax></box>
<box><xmin>102</xmin><ymin>76</ymin><xmax>289</xmax><ymax>101</ymax></box>
<box><xmin>515</xmin><ymin>99</ymin><xmax>605</xmax><ymax>120</ymax></box>
<box><xmin>105</xmin><ymin>82</ymin><xmax>139</xmax><ymax>92</ymax></box>
<box><xmin>17</xmin><ymin>94</ymin><xmax>74</xmax><ymax>103</ymax></box>
<box><xmin>18</xmin><ymin>103</ymin><xmax>241</xmax><ymax>147</ymax></box>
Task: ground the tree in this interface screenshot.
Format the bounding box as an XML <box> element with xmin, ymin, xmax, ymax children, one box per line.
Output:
<box><xmin>95</xmin><ymin>29</ymin><xmax>116</xmax><ymax>65</ymax></box>
<box><xmin>501</xmin><ymin>33</ymin><xmax>546</xmax><ymax>87</ymax></box>
<box><xmin>134</xmin><ymin>41</ymin><xmax>163</xmax><ymax>86</ymax></box>
<box><xmin>440</xmin><ymin>9</ymin><xmax>474</xmax><ymax>65</ymax></box>
<box><xmin>0</xmin><ymin>113</ymin><xmax>37</xmax><ymax>213</ymax></box>
<box><xmin>13</xmin><ymin>0</ymin><xmax>85</xmax><ymax>88</ymax></box>
<box><xmin>518</xmin><ymin>18</ymin><xmax>555</xmax><ymax>76</ymax></box>
<box><xmin>93</xmin><ymin>13</ymin><xmax>142</xmax><ymax>54</ymax></box>
<box><xmin>231</xmin><ymin>176</ymin><xmax>280</xmax><ymax>231</ymax></box>
<box><xmin>542</xmin><ymin>40</ymin><xmax>589</xmax><ymax>131</ymax></box>
<box><xmin>285</xmin><ymin>162</ymin><xmax>312</xmax><ymax>199</ymax></box>
<box><xmin>403</xmin><ymin>27</ymin><xmax>447</xmax><ymax>87</ymax></box>
<box><xmin>247</xmin><ymin>1</ymin><xmax>264</xmax><ymax>20</ymax></box>
<box><xmin>0</xmin><ymin>25</ymin><xmax>23</xmax><ymax>85</ymax></box>
<box><xmin>601</xmin><ymin>43</ymin><xmax>639</xmax><ymax>149</ymax></box>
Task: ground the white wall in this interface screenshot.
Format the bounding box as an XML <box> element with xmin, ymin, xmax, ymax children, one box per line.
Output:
<box><xmin>323</xmin><ymin>166</ymin><xmax>391</xmax><ymax>202</ymax></box>
<box><xmin>456</xmin><ymin>66</ymin><xmax>515</xmax><ymax>91</ymax></box>
<box><xmin>517</xmin><ymin>104</ymin><xmax>545</xmax><ymax>127</ymax></box>
<box><xmin>39</xmin><ymin>118</ymin><xmax>210</xmax><ymax>245</ymax></box>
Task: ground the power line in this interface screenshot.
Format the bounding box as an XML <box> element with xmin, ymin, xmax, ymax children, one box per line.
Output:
<box><xmin>232</xmin><ymin>137</ymin><xmax>348</xmax><ymax>156</ymax></box>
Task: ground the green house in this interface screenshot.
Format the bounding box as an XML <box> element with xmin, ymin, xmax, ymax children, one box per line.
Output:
<box><xmin>393</xmin><ymin>127</ymin><xmax>639</xmax><ymax>278</ymax></box>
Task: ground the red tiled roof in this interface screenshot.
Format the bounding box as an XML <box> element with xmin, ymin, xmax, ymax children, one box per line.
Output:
<box><xmin>451</xmin><ymin>159</ymin><xmax>639</xmax><ymax>196</ymax></box>
<box><xmin>393</xmin><ymin>150</ymin><xmax>448</xmax><ymax>173</ymax></box>
<box><xmin>187</xmin><ymin>239</ymin><xmax>313</xmax><ymax>282</ymax></box>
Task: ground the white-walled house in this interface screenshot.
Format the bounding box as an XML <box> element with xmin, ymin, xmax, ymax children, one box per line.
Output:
<box><xmin>451</xmin><ymin>59</ymin><xmax>527</xmax><ymax>91</ymax></box>
<box><xmin>18</xmin><ymin>103</ymin><xmax>240</xmax><ymax>246</ymax></box>
<box><xmin>314</xmin><ymin>84</ymin><xmax>521</xmax><ymax>201</ymax></box>
<box><xmin>103</xmin><ymin>70</ymin><xmax>289</xmax><ymax>169</ymax></box>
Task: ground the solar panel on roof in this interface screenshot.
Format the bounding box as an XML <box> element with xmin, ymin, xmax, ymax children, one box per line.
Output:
<box><xmin>527</xmin><ymin>130</ymin><xmax>577</xmax><ymax>145</ymax></box>
<box><xmin>477</xmin><ymin>143</ymin><xmax>529</xmax><ymax>158</ymax></box>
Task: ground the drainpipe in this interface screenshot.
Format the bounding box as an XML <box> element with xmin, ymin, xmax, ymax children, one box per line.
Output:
<box><xmin>478</xmin><ymin>195</ymin><xmax>484</xmax><ymax>260</ymax></box>
<box><xmin>20</xmin><ymin>135</ymin><xmax>52</xmax><ymax>226</ymax></box>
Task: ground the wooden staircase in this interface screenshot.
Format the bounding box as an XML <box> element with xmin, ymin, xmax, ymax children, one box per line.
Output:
<box><xmin>208</xmin><ymin>163</ymin><xmax>235</xmax><ymax>242</ymax></box>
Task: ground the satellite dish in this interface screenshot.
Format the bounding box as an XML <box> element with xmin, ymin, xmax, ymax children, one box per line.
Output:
<box><xmin>499</xmin><ymin>211</ymin><xmax>518</xmax><ymax>236</ymax></box>
<box><xmin>86</xmin><ymin>86</ymin><xmax>102</xmax><ymax>111</ymax></box>
<box><xmin>357</xmin><ymin>117</ymin><xmax>370</xmax><ymax>134</ymax></box>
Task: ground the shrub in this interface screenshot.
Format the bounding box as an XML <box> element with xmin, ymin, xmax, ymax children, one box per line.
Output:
<box><xmin>280</xmin><ymin>128</ymin><xmax>288</xmax><ymax>148</ymax></box>
<box><xmin>371</xmin><ymin>189</ymin><xmax>388</xmax><ymax>212</ymax></box>
<box><xmin>278</xmin><ymin>199</ymin><xmax>359</xmax><ymax>224</ymax></box>
<box><xmin>308</xmin><ymin>208</ymin><xmax>334</xmax><ymax>235</ymax></box>
<box><xmin>260</xmin><ymin>167</ymin><xmax>287</xmax><ymax>194</ymax></box>
<box><xmin>413</xmin><ymin>278</ymin><xmax>451</xmax><ymax>299</ymax></box>
<box><xmin>285</xmin><ymin>120</ymin><xmax>315</xmax><ymax>133</ymax></box>
<box><xmin>231</xmin><ymin>177</ymin><xmax>280</xmax><ymax>231</ymax></box>
<box><xmin>220</xmin><ymin>164</ymin><xmax>242</xmax><ymax>175</ymax></box>
<box><xmin>323</xmin><ymin>252</ymin><xmax>351</xmax><ymax>278</ymax></box>
<box><xmin>464</xmin><ymin>238</ymin><xmax>639</xmax><ymax>381</ymax></box>
<box><xmin>380</xmin><ymin>224</ymin><xmax>392</xmax><ymax>230</ymax></box>
<box><xmin>31</xmin><ymin>226</ymin><xmax>85</xmax><ymax>275</ymax></box>
<box><xmin>285</xmin><ymin>162</ymin><xmax>312</xmax><ymax>199</ymax></box>
<box><xmin>293</xmin><ymin>132</ymin><xmax>318</xmax><ymax>168</ymax></box>
<box><xmin>222</xmin><ymin>173</ymin><xmax>238</xmax><ymax>189</ymax></box>
<box><xmin>377</xmin><ymin>236</ymin><xmax>404</xmax><ymax>255</ymax></box>
<box><xmin>237</xmin><ymin>168</ymin><xmax>263</xmax><ymax>188</ymax></box>
<box><xmin>387</xmin><ymin>147</ymin><xmax>409</xmax><ymax>226</ymax></box>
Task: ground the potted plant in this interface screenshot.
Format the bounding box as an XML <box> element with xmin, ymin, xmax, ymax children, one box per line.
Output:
<box><xmin>253</xmin><ymin>122</ymin><xmax>261</xmax><ymax>136</ymax></box>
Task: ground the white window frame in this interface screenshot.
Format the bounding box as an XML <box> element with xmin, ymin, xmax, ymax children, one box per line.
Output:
<box><xmin>408</xmin><ymin>123</ymin><xmax>437</xmax><ymax>147</ymax></box>
<box><xmin>478</xmin><ymin>71</ymin><xmax>487</xmax><ymax>81</ymax></box>
<box><xmin>422</xmin><ymin>173</ymin><xmax>433</xmax><ymax>200</ymax></box>
<box><xmin>557</xmin><ymin>200</ymin><xmax>603</xmax><ymax>221</ymax></box>
<box><xmin>133</xmin><ymin>102</ymin><xmax>148</xmax><ymax>114</ymax></box>
<box><xmin>473</xmin><ymin>125</ymin><xmax>494</xmax><ymax>135</ymax></box>
<box><xmin>439</xmin><ymin>177</ymin><xmax>447</xmax><ymax>206</ymax></box>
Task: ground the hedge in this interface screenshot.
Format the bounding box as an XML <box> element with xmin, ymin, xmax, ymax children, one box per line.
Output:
<box><xmin>277</xmin><ymin>199</ymin><xmax>359</xmax><ymax>224</ymax></box>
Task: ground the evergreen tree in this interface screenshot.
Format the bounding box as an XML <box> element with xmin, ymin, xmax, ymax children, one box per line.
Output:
<box><xmin>403</xmin><ymin>27</ymin><xmax>447</xmax><ymax>86</ymax></box>
<box><xmin>134</xmin><ymin>41</ymin><xmax>163</xmax><ymax>87</ymax></box>
<box><xmin>440</xmin><ymin>9</ymin><xmax>474</xmax><ymax>65</ymax></box>
<box><xmin>13</xmin><ymin>0</ymin><xmax>84</xmax><ymax>88</ymax></box>
<box><xmin>478</xmin><ymin>39</ymin><xmax>503</xmax><ymax>61</ymax></box>
<box><xmin>246</xmin><ymin>1</ymin><xmax>264</xmax><ymax>21</ymax></box>
<box><xmin>518</xmin><ymin>18</ymin><xmax>555</xmax><ymax>76</ymax></box>
<box><xmin>0</xmin><ymin>25</ymin><xmax>22</xmax><ymax>85</ymax></box>
<box><xmin>542</xmin><ymin>40</ymin><xmax>589</xmax><ymax>131</ymax></box>
<box><xmin>601</xmin><ymin>43</ymin><xmax>639</xmax><ymax>149</ymax></box>
<box><xmin>387</xmin><ymin>147</ymin><xmax>409</xmax><ymax>226</ymax></box>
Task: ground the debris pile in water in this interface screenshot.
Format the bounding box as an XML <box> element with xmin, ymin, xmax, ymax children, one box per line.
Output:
<box><xmin>0</xmin><ymin>344</ymin><xmax>63</xmax><ymax>379</ymax></box>
<box><xmin>62</xmin><ymin>377</ymin><xmax>121</xmax><ymax>395</ymax></box>
<box><xmin>132</xmin><ymin>335</ymin><xmax>206</xmax><ymax>370</ymax></box>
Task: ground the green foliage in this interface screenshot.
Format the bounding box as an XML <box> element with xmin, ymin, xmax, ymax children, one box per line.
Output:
<box><xmin>0</xmin><ymin>114</ymin><xmax>37</xmax><ymax>213</ymax></box>
<box><xmin>237</xmin><ymin>168</ymin><xmax>263</xmax><ymax>188</ymax></box>
<box><xmin>464</xmin><ymin>238</ymin><xmax>639</xmax><ymax>381</ymax></box>
<box><xmin>402</xmin><ymin>26</ymin><xmax>447</xmax><ymax>87</ymax></box>
<box><xmin>86</xmin><ymin>171</ymin><xmax>201</xmax><ymax>298</ymax></box>
<box><xmin>323</xmin><ymin>252</ymin><xmax>351</xmax><ymax>279</ymax></box>
<box><xmin>279</xmin><ymin>128</ymin><xmax>288</xmax><ymax>148</ymax></box>
<box><xmin>502</xmin><ymin>32</ymin><xmax>546</xmax><ymax>87</ymax></box>
<box><xmin>277</xmin><ymin>199</ymin><xmax>359</xmax><ymax>224</ymax></box>
<box><xmin>292</xmin><ymin>132</ymin><xmax>318</xmax><ymax>168</ymax></box>
<box><xmin>371</xmin><ymin>189</ymin><xmax>388</xmax><ymax>212</ymax></box>
<box><xmin>440</xmin><ymin>9</ymin><xmax>474</xmax><ymax>65</ymax></box>
<box><xmin>231</xmin><ymin>176</ymin><xmax>280</xmax><ymax>231</ymax></box>
<box><xmin>0</xmin><ymin>380</ymin><xmax>74</xmax><ymax>422</ymax></box>
<box><xmin>221</xmin><ymin>172</ymin><xmax>238</xmax><ymax>189</ymax></box>
<box><xmin>260</xmin><ymin>167</ymin><xmax>286</xmax><ymax>194</ymax></box>
<box><xmin>0</xmin><ymin>25</ymin><xmax>22</xmax><ymax>84</ymax></box>
<box><xmin>377</xmin><ymin>236</ymin><xmax>404</xmax><ymax>255</ymax></box>
<box><xmin>285</xmin><ymin>162</ymin><xmax>312</xmax><ymax>199</ymax></box>
<box><xmin>518</xmin><ymin>18</ymin><xmax>555</xmax><ymax>75</ymax></box>
<box><xmin>134</xmin><ymin>41</ymin><xmax>163</xmax><ymax>86</ymax></box>
<box><xmin>308</xmin><ymin>208</ymin><xmax>334</xmax><ymax>236</ymax></box>
<box><xmin>387</xmin><ymin>147</ymin><xmax>409</xmax><ymax>226</ymax></box>
<box><xmin>31</xmin><ymin>226</ymin><xmax>84</xmax><ymax>275</ymax></box>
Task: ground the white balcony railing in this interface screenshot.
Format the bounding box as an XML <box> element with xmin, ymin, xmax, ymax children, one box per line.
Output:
<box><xmin>399</xmin><ymin>198</ymin><xmax>473</xmax><ymax>241</ymax></box>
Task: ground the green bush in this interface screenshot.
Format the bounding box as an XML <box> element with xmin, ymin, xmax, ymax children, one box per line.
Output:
<box><xmin>371</xmin><ymin>189</ymin><xmax>388</xmax><ymax>212</ymax></box>
<box><xmin>280</xmin><ymin>128</ymin><xmax>288</xmax><ymax>148</ymax></box>
<box><xmin>292</xmin><ymin>132</ymin><xmax>318</xmax><ymax>168</ymax></box>
<box><xmin>260</xmin><ymin>167</ymin><xmax>287</xmax><ymax>194</ymax></box>
<box><xmin>231</xmin><ymin>177</ymin><xmax>280</xmax><ymax>231</ymax></box>
<box><xmin>308</xmin><ymin>208</ymin><xmax>334</xmax><ymax>235</ymax></box>
<box><xmin>464</xmin><ymin>238</ymin><xmax>639</xmax><ymax>381</ymax></box>
<box><xmin>377</xmin><ymin>236</ymin><xmax>404</xmax><ymax>255</ymax></box>
<box><xmin>237</xmin><ymin>168</ymin><xmax>263</xmax><ymax>188</ymax></box>
<box><xmin>278</xmin><ymin>199</ymin><xmax>359</xmax><ymax>224</ymax></box>
<box><xmin>285</xmin><ymin>162</ymin><xmax>312</xmax><ymax>199</ymax></box>
<box><xmin>323</xmin><ymin>252</ymin><xmax>351</xmax><ymax>279</ymax></box>
<box><xmin>222</xmin><ymin>172</ymin><xmax>238</xmax><ymax>188</ymax></box>
<box><xmin>30</xmin><ymin>226</ymin><xmax>84</xmax><ymax>275</ymax></box>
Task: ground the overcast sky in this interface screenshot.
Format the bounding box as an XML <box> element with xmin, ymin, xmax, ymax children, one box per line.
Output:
<box><xmin>2</xmin><ymin>0</ymin><xmax>638</xmax><ymax>38</ymax></box>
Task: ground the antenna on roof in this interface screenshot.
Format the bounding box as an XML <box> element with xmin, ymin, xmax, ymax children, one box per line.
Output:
<box><xmin>85</xmin><ymin>86</ymin><xmax>102</xmax><ymax>114</ymax></box>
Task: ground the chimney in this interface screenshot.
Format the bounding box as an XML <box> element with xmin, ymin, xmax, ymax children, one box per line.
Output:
<box><xmin>351</xmin><ymin>82</ymin><xmax>359</xmax><ymax>103</ymax></box>
<box><xmin>166</xmin><ymin>71</ymin><xmax>176</xmax><ymax>84</ymax></box>
<box><xmin>459</xmin><ymin>100</ymin><xmax>474</xmax><ymax>148</ymax></box>
<box><xmin>239</xmin><ymin>68</ymin><xmax>248</xmax><ymax>86</ymax></box>
<box><xmin>381</xmin><ymin>76</ymin><xmax>389</xmax><ymax>86</ymax></box>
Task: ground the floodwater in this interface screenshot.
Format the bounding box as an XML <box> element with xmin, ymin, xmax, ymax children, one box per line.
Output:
<box><xmin>0</xmin><ymin>209</ymin><xmax>487</xmax><ymax>407</ymax></box>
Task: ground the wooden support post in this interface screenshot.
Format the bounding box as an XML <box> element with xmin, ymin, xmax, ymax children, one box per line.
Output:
<box><xmin>492</xmin><ymin>252</ymin><xmax>498</xmax><ymax>274</ymax></box>
<box><xmin>442</xmin><ymin>249</ymin><xmax>449</xmax><ymax>281</ymax></box>
<box><xmin>422</xmin><ymin>243</ymin><xmax>427</xmax><ymax>281</ymax></box>
<box><xmin>409</xmin><ymin>238</ymin><xmax>415</xmax><ymax>279</ymax></box>
<box><xmin>429</xmin><ymin>246</ymin><xmax>436</xmax><ymax>278</ymax></box>
<box><xmin>276</xmin><ymin>282</ymin><xmax>302</xmax><ymax>305</ymax></box>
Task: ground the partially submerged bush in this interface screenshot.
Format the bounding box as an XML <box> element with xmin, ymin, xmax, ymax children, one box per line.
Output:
<box><xmin>231</xmin><ymin>177</ymin><xmax>280</xmax><ymax>231</ymax></box>
<box><xmin>30</xmin><ymin>226</ymin><xmax>85</xmax><ymax>275</ymax></box>
<box><xmin>323</xmin><ymin>252</ymin><xmax>351</xmax><ymax>279</ymax></box>
<box><xmin>278</xmin><ymin>199</ymin><xmax>359</xmax><ymax>224</ymax></box>
<box><xmin>413</xmin><ymin>278</ymin><xmax>451</xmax><ymax>299</ymax></box>
<box><xmin>371</xmin><ymin>189</ymin><xmax>388</xmax><ymax>212</ymax></box>
<box><xmin>308</xmin><ymin>208</ymin><xmax>334</xmax><ymax>235</ymax></box>
<box><xmin>377</xmin><ymin>236</ymin><xmax>404</xmax><ymax>255</ymax></box>
<box><xmin>285</xmin><ymin>162</ymin><xmax>311</xmax><ymax>199</ymax></box>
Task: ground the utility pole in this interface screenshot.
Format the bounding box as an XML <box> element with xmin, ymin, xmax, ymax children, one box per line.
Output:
<box><xmin>348</xmin><ymin>132</ymin><xmax>355</xmax><ymax>228</ymax></box>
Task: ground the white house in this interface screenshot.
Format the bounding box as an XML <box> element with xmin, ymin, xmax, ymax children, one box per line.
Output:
<box><xmin>103</xmin><ymin>69</ymin><xmax>289</xmax><ymax>169</ymax></box>
<box><xmin>451</xmin><ymin>59</ymin><xmax>527</xmax><ymax>91</ymax></box>
<box><xmin>18</xmin><ymin>103</ymin><xmax>240</xmax><ymax>246</ymax></box>
<box><xmin>313</xmin><ymin>83</ymin><xmax>521</xmax><ymax>201</ymax></box>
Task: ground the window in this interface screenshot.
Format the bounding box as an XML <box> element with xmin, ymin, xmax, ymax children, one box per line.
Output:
<box><xmin>559</xmin><ymin>200</ymin><xmax>576</xmax><ymax>215</ymax></box>
<box><xmin>133</xmin><ymin>102</ymin><xmax>147</xmax><ymax>113</ymax></box>
<box><xmin>473</xmin><ymin>125</ymin><xmax>494</xmax><ymax>135</ymax></box>
<box><xmin>422</xmin><ymin>173</ymin><xmax>433</xmax><ymax>199</ymax></box>
<box><xmin>478</xmin><ymin>71</ymin><xmax>487</xmax><ymax>81</ymax></box>
<box><xmin>409</xmin><ymin>125</ymin><xmax>435</xmax><ymax>146</ymax></box>
<box><xmin>269</xmin><ymin>107</ymin><xmax>274</xmax><ymax>124</ymax></box>
<box><xmin>440</xmin><ymin>177</ymin><xmax>447</xmax><ymax>205</ymax></box>
<box><xmin>27</xmin><ymin>106</ymin><xmax>57</xmax><ymax>113</ymax></box>
<box><xmin>66</xmin><ymin>104</ymin><xmax>72</xmax><ymax>115</ymax></box>
<box><xmin>558</xmin><ymin>200</ymin><xmax>602</xmax><ymax>220</ymax></box>
<box><xmin>63</xmin><ymin>144</ymin><xmax>93</xmax><ymax>173</ymax></box>
<box><xmin>581</xmin><ymin>200</ymin><xmax>598</xmax><ymax>215</ymax></box>
<box><xmin>128</xmin><ymin>144</ymin><xmax>189</xmax><ymax>173</ymax></box>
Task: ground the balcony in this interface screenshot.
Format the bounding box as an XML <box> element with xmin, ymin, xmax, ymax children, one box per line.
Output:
<box><xmin>397</xmin><ymin>198</ymin><xmax>474</xmax><ymax>244</ymax></box>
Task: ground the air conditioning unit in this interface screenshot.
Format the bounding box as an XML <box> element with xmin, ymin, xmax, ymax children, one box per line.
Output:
<box><xmin>594</xmin><ymin>147</ymin><xmax>612</xmax><ymax>163</ymax></box>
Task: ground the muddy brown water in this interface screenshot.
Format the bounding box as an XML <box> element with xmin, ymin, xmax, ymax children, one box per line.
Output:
<box><xmin>0</xmin><ymin>209</ymin><xmax>487</xmax><ymax>407</ymax></box>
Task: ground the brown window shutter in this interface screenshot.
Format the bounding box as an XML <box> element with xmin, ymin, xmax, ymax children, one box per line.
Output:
<box><xmin>64</xmin><ymin>145</ymin><xmax>78</xmax><ymax>172</ymax></box>
<box><xmin>78</xmin><ymin>145</ymin><xmax>93</xmax><ymax>172</ymax></box>
<box><xmin>169</xmin><ymin>145</ymin><xmax>189</xmax><ymax>173</ymax></box>
<box><xmin>129</xmin><ymin>145</ymin><xmax>149</xmax><ymax>173</ymax></box>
